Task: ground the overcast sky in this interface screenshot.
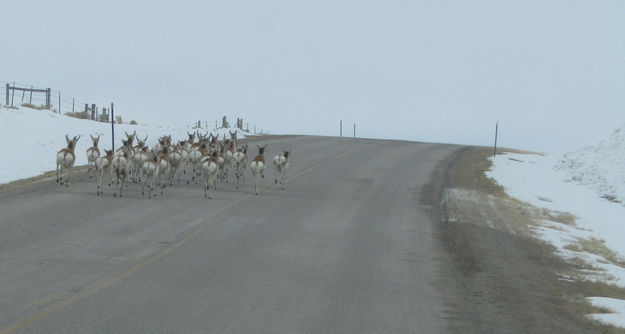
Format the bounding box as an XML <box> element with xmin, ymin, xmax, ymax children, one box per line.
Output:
<box><xmin>3</xmin><ymin>0</ymin><xmax>624</xmax><ymax>152</ymax></box>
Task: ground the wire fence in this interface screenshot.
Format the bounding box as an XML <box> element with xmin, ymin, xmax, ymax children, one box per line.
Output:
<box><xmin>188</xmin><ymin>118</ymin><xmax>269</xmax><ymax>136</ymax></box>
<box><xmin>2</xmin><ymin>80</ymin><xmax>270</xmax><ymax>134</ymax></box>
<box><xmin>0</xmin><ymin>80</ymin><xmax>110</xmax><ymax>121</ymax></box>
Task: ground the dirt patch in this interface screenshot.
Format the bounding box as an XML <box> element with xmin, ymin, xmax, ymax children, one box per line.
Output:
<box><xmin>425</xmin><ymin>146</ymin><xmax>625</xmax><ymax>333</ymax></box>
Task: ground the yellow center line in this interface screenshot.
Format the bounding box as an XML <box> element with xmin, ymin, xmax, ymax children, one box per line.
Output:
<box><xmin>32</xmin><ymin>291</ymin><xmax>69</xmax><ymax>308</ymax></box>
<box><xmin>0</xmin><ymin>145</ymin><xmax>363</xmax><ymax>334</ymax></box>
<box><xmin>133</xmin><ymin>249</ymin><xmax>154</xmax><ymax>261</ymax></box>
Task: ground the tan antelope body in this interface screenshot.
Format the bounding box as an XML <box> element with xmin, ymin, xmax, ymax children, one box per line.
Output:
<box><xmin>112</xmin><ymin>151</ymin><xmax>129</xmax><ymax>197</ymax></box>
<box><xmin>95</xmin><ymin>149</ymin><xmax>114</xmax><ymax>195</ymax></box>
<box><xmin>273</xmin><ymin>149</ymin><xmax>291</xmax><ymax>190</ymax></box>
<box><xmin>168</xmin><ymin>146</ymin><xmax>183</xmax><ymax>185</ymax></box>
<box><xmin>131</xmin><ymin>135</ymin><xmax>148</xmax><ymax>183</ymax></box>
<box><xmin>221</xmin><ymin>140</ymin><xmax>234</xmax><ymax>183</ymax></box>
<box><xmin>86</xmin><ymin>135</ymin><xmax>100</xmax><ymax>179</ymax></box>
<box><xmin>200</xmin><ymin>149</ymin><xmax>220</xmax><ymax>199</ymax></box>
<box><xmin>56</xmin><ymin>135</ymin><xmax>80</xmax><ymax>187</ymax></box>
<box><xmin>156</xmin><ymin>146</ymin><xmax>171</xmax><ymax>196</ymax></box>
<box><xmin>232</xmin><ymin>144</ymin><xmax>248</xmax><ymax>190</ymax></box>
<box><xmin>249</xmin><ymin>145</ymin><xmax>267</xmax><ymax>195</ymax></box>
<box><xmin>141</xmin><ymin>155</ymin><xmax>159</xmax><ymax>198</ymax></box>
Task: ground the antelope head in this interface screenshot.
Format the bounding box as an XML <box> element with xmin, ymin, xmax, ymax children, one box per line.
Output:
<box><xmin>136</xmin><ymin>135</ymin><xmax>148</xmax><ymax>149</ymax></box>
<box><xmin>90</xmin><ymin>135</ymin><xmax>100</xmax><ymax>147</ymax></box>
<box><xmin>65</xmin><ymin>135</ymin><xmax>80</xmax><ymax>150</ymax></box>
<box><xmin>257</xmin><ymin>144</ymin><xmax>267</xmax><ymax>155</ymax></box>
<box><xmin>124</xmin><ymin>131</ymin><xmax>137</xmax><ymax>146</ymax></box>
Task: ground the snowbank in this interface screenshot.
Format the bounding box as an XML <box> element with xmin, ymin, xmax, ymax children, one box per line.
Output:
<box><xmin>556</xmin><ymin>125</ymin><xmax>625</xmax><ymax>204</ymax></box>
<box><xmin>487</xmin><ymin>123</ymin><xmax>625</xmax><ymax>328</ymax></box>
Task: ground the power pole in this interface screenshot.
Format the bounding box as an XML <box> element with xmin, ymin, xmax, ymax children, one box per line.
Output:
<box><xmin>111</xmin><ymin>103</ymin><xmax>115</xmax><ymax>150</ymax></box>
<box><xmin>493</xmin><ymin>121</ymin><xmax>499</xmax><ymax>157</ymax></box>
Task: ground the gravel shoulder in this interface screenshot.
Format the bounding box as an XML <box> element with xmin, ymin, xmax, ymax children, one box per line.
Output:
<box><xmin>429</xmin><ymin>146</ymin><xmax>621</xmax><ymax>333</ymax></box>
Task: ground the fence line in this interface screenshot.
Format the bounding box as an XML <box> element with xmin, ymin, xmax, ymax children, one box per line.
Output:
<box><xmin>2</xmin><ymin>81</ymin><xmax>270</xmax><ymax>134</ymax></box>
<box><xmin>0</xmin><ymin>80</ymin><xmax>107</xmax><ymax>121</ymax></box>
<box><xmin>190</xmin><ymin>116</ymin><xmax>269</xmax><ymax>136</ymax></box>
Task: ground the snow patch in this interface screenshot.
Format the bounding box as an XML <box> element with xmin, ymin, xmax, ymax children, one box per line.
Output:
<box><xmin>487</xmin><ymin>123</ymin><xmax>625</xmax><ymax>328</ymax></box>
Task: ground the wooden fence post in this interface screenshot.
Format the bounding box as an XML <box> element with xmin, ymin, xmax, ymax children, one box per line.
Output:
<box><xmin>11</xmin><ymin>82</ymin><xmax>15</xmax><ymax>106</ymax></box>
<box><xmin>45</xmin><ymin>88</ymin><xmax>51</xmax><ymax>109</ymax></box>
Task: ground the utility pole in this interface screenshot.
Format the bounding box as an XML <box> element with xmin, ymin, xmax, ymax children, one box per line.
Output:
<box><xmin>493</xmin><ymin>121</ymin><xmax>499</xmax><ymax>157</ymax></box>
<box><xmin>340</xmin><ymin>120</ymin><xmax>343</xmax><ymax>137</ymax></box>
<box><xmin>111</xmin><ymin>103</ymin><xmax>115</xmax><ymax>150</ymax></box>
<box><xmin>353</xmin><ymin>123</ymin><xmax>356</xmax><ymax>139</ymax></box>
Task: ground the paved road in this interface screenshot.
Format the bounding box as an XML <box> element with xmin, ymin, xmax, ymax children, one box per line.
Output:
<box><xmin>0</xmin><ymin>136</ymin><xmax>463</xmax><ymax>333</ymax></box>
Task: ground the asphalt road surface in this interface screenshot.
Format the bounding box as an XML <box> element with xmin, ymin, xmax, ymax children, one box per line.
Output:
<box><xmin>0</xmin><ymin>136</ymin><xmax>467</xmax><ymax>333</ymax></box>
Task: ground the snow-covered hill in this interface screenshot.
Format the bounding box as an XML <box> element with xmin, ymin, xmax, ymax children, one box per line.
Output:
<box><xmin>0</xmin><ymin>105</ymin><xmax>249</xmax><ymax>185</ymax></box>
<box><xmin>488</xmin><ymin>123</ymin><xmax>625</xmax><ymax>328</ymax></box>
<box><xmin>556</xmin><ymin>126</ymin><xmax>625</xmax><ymax>204</ymax></box>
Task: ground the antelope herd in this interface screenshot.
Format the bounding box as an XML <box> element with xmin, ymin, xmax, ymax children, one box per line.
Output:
<box><xmin>56</xmin><ymin>131</ymin><xmax>291</xmax><ymax>199</ymax></box>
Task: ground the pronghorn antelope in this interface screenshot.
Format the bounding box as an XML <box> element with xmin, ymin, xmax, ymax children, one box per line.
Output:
<box><xmin>249</xmin><ymin>144</ymin><xmax>267</xmax><ymax>195</ymax></box>
<box><xmin>273</xmin><ymin>149</ymin><xmax>291</xmax><ymax>189</ymax></box>
<box><xmin>221</xmin><ymin>140</ymin><xmax>235</xmax><ymax>183</ymax></box>
<box><xmin>168</xmin><ymin>144</ymin><xmax>183</xmax><ymax>184</ymax></box>
<box><xmin>156</xmin><ymin>146</ymin><xmax>171</xmax><ymax>196</ymax></box>
<box><xmin>200</xmin><ymin>148</ymin><xmax>220</xmax><ymax>199</ymax></box>
<box><xmin>56</xmin><ymin>135</ymin><xmax>80</xmax><ymax>187</ymax></box>
<box><xmin>132</xmin><ymin>145</ymin><xmax>150</xmax><ymax>183</ymax></box>
<box><xmin>131</xmin><ymin>137</ymin><xmax>149</xmax><ymax>183</ymax></box>
<box><xmin>124</xmin><ymin>131</ymin><xmax>137</xmax><ymax>146</ymax></box>
<box><xmin>141</xmin><ymin>154</ymin><xmax>159</xmax><ymax>198</ymax></box>
<box><xmin>95</xmin><ymin>149</ymin><xmax>114</xmax><ymax>195</ymax></box>
<box><xmin>232</xmin><ymin>144</ymin><xmax>248</xmax><ymax>190</ymax></box>
<box><xmin>188</xmin><ymin>142</ymin><xmax>203</xmax><ymax>184</ymax></box>
<box><xmin>187</xmin><ymin>132</ymin><xmax>196</xmax><ymax>148</ymax></box>
<box><xmin>86</xmin><ymin>135</ymin><xmax>101</xmax><ymax>179</ymax></box>
<box><xmin>112</xmin><ymin>150</ymin><xmax>129</xmax><ymax>197</ymax></box>
<box><xmin>115</xmin><ymin>139</ymin><xmax>134</xmax><ymax>185</ymax></box>
<box><xmin>177</xmin><ymin>140</ymin><xmax>190</xmax><ymax>177</ymax></box>
<box><xmin>129</xmin><ymin>135</ymin><xmax>147</xmax><ymax>181</ymax></box>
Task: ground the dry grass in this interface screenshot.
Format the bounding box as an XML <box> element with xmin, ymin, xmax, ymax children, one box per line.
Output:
<box><xmin>446</xmin><ymin>146</ymin><xmax>625</xmax><ymax>333</ymax></box>
<box><xmin>447</xmin><ymin>147</ymin><xmax>506</xmax><ymax>197</ymax></box>
<box><xmin>20</xmin><ymin>103</ymin><xmax>46</xmax><ymax>110</ymax></box>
